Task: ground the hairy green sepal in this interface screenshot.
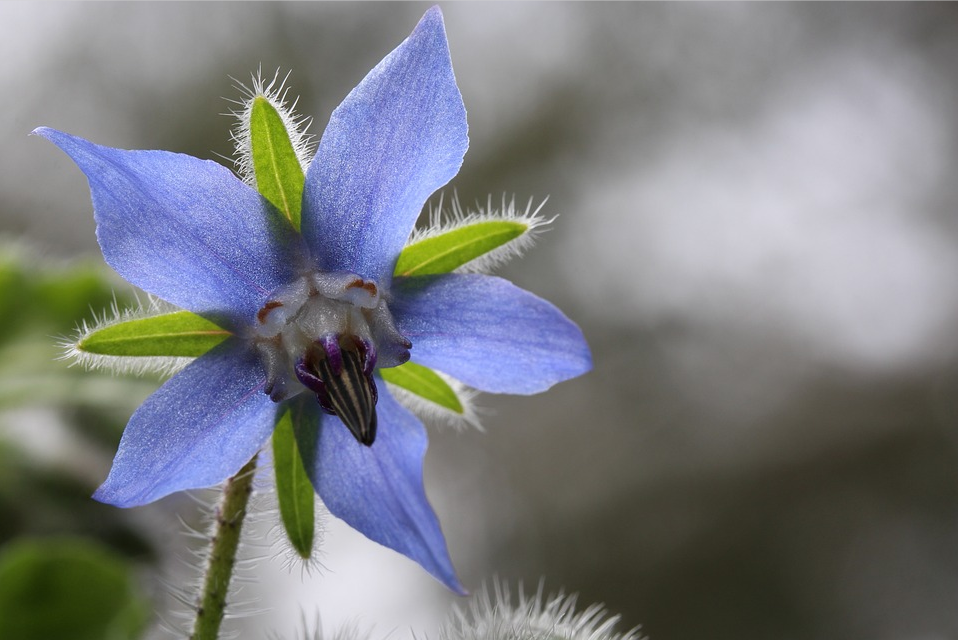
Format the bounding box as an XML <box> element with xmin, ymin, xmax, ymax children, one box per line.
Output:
<box><xmin>380</xmin><ymin>361</ymin><xmax>464</xmax><ymax>414</ymax></box>
<box><xmin>250</xmin><ymin>95</ymin><xmax>304</xmax><ymax>231</ymax></box>
<box><xmin>394</xmin><ymin>220</ymin><xmax>528</xmax><ymax>277</ymax></box>
<box><xmin>272</xmin><ymin>407</ymin><xmax>315</xmax><ymax>558</ymax></box>
<box><xmin>79</xmin><ymin>311</ymin><xmax>229</xmax><ymax>357</ymax></box>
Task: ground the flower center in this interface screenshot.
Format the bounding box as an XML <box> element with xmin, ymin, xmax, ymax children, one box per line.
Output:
<box><xmin>252</xmin><ymin>272</ymin><xmax>410</xmax><ymax>446</ymax></box>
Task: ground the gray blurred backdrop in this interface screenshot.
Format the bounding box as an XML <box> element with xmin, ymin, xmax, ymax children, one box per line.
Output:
<box><xmin>4</xmin><ymin>2</ymin><xmax>958</xmax><ymax>639</ymax></box>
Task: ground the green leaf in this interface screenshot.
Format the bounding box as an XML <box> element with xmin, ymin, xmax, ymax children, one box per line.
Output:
<box><xmin>250</xmin><ymin>95</ymin><xmax>305</xmax><ymax>231</ymax></box>
<box><xmin>394</xmin><ymin>219</ymin><xmax>528</xmax><ymax>277</ymax></box>
<box><xmin>379</xmin><ymin>361</ymin><xmax>464</xmax><ymax>414</ymax></box>
<box><xmin>273</xmin><ymin>407</ymin><xmax>315</xmax><ymax>558</ymax></box>
<box><xmin>0</xmin><ymin>537</ymin><xmax>149</xmax><ymax>640</ymax></box>
<box><xmin>78</xmin><ymin>311</ymin><xmax>230</xmax><ymax>358</ymax></box>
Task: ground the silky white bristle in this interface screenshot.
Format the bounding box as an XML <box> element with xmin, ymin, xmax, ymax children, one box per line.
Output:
<box><xmin>441</xmin><ymin>580</ymin><xmax>645</xmax><ymax>640</ymax></box>
<box><xmin>227</xmin><ymin>67</ymin><xmax>315</xmax><ymax>188</ymax></box>
<box><xmin>409</xmin><ymin>193</ymin><xmax>554</xmax><ymax>275</ymax></box>
<box><xmin>58</xmin><ymin>295</ymin><xmax>196</xmax><ymax>379</ymax></box>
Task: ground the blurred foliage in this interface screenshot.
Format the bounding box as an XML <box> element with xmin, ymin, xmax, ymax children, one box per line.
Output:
<box><xmin>0</xmin><ymin>241</ymin><xmax>158</xmax><ymax>557</ymax></box>
<box><xmin>0</xmin><ymin>537</ymin><xmax>150</xmax><ymax>640</ymax></box>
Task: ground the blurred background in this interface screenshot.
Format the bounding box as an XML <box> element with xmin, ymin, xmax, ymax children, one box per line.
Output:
<box><xmin>2</xmin><ymin>2</ymin><xmax>958</xmax><ymax>639</ymax></box>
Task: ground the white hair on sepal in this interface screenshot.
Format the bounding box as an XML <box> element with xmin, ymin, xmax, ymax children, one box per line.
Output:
<box><xmin>226</xmin><ymin>66</ymin><xmax>315</xmax><ymax>188</ymax></box>
<box><xmin>255</xmin><ymin>442</ymin><xmax>330</xmax><ymax>577</ymax></box>
<box><xmin>384</xmin><ymin>372</ymin><xmax>485</xmax><ymax>432</ymax></box>
<box><xmin>409</xmin><ymin>193</ymin><xmax>555</xmax><ymax>275</ymax></box>
<box><xmin>441</xmin><ymin>579</ymin><xmax>646</xmax><ymax>640</ymax></box>
<box><xmin>58</xmin><ymin>294</ymin><xmax>196</xmax><ymax>379</ymax></box>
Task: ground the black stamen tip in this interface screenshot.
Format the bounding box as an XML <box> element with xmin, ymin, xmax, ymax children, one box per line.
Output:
<box><xmin>316</xmin><ymin>348</ymin><xmax>378</xmax><ymax>446</ymax></box>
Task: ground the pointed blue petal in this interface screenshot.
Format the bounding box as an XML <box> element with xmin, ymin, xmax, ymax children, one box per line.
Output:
<box><xmin>392</xmin><ymin>274</ymin><xmax>592</xmax><ymax>394</ymax></box>
<box><xmin>93</xmin><ymin>339</ymin><xmax>277</xmax><ymax>507</ymax></box>
<box><xmin>295</xmin><ymin>385</ymin><xmax>464</xmax><ymax>594</ymax></box>
<box><xmin>302</xmin><ymin>7</ymin><xmax>468</xmax><ymax>285</ymax></box>
<box><xmin>35</xmin><ymin>128</ymin><xmax>304</xmax><ymax>330</ymax></box>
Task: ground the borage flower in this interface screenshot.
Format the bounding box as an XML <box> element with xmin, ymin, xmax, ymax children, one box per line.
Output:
<box><xmin>35</xmin><ymin>7</ymin><xmax>590</xmax><ymax>593</ymax></box>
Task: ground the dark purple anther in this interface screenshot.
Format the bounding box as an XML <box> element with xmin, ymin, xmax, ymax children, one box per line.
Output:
<box><xmin>294</xmin><ymin>341</ymin><xmax>379</xmax><ymax>445</ymax></box>
<box><xmin>353</xmin><ymin>336</ymin><xmax>378</xmax><ymax>377</ymax></box>
<box><xmin>294</xmin><ymin>357</ymin><xmax>335</xmax><ymax>415</ymax></box>
<box><xmin>319</xmin><ymin>334</ymin><xmax>343</xmax><ymax>375</ymax></box>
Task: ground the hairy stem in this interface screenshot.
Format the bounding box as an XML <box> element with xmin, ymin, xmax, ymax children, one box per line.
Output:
<box><xmin>190</xmin><ymin>456</ymin><xmax>258</xmax><ymax>640</ymax></box>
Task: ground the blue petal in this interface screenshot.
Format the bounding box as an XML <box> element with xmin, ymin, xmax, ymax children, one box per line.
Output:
<box><xmin>392</xmin><ymin>274</ymin><xmax>592</xmax><ymax>394</ymax></box>
<box><xmin>301</xmin><ymin>7</ymin><xmax>468</xmax><ymax>285</ymax></box>
<box><xmin>294</xmin><ymin>385</ymin><xmax>464</xmax><ymax>594</ymax></box>
<box><xmin>34</xmin><ymin>128</ymin><xmax>304</xmax><ymax>330</ymax></box>
<box><xmin>93</xmin><ymin>339</ymin><xmax>277</xmax><ymax>507</ymax></box>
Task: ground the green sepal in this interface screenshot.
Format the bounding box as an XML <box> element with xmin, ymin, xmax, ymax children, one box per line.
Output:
<box><xmin>379</xmin><ymin>361</ymin><xmax>464</xmax><ymax>414</ymax></box>
<box><xmin>272</xmin><ymin>406</ymin><xmax>315</xmax><ymax>559</ymax></box>
<box><xmin>394</xmin><ymin>219</ymin><xmax>529</xmax><ymax>277</ymax></box>
<box><xmin>250</xmin><ymin>95</ymin><xmax>305</xmax><ymax>231</ymax></box>
<box><xmin>78</xmin><ymin>311</ymin><xmax>230</xmax><ymax>357</ymax></box>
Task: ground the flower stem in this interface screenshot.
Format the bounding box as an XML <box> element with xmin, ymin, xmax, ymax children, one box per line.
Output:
<box><xmin>190</xmin><ymin>455</ymin><xmax>258</xmax><ymax>640</ymax></box>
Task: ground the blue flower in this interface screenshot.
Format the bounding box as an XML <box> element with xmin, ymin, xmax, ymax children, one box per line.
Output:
<box><xmin>35</xmin><ymin>7</ymin><xmax>590</xmax><ymax>593</ymax></box>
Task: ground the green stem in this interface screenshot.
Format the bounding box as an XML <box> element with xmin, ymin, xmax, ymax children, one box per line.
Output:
<box><xmin>190</xmin><ymin>456</ymin><xmax>258</xmax><ymax>640</ymax></box>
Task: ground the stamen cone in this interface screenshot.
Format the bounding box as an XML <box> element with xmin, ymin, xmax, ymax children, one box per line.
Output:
<box><xmin>316</xmin><ymin>348</ymin><xmax>378</xmax><ymax>446</ymax></box>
